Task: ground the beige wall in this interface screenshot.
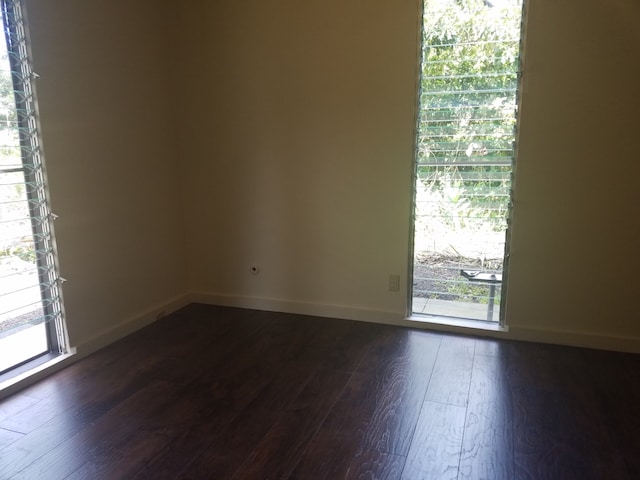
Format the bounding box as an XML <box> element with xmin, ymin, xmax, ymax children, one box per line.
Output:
<box><xmin>25</xmin><ymin>0</ymin><xmax>188</xmax><ymax>347</ymax></box>
<box><xmin>23</xmin><ymin>0</ymin><xmax>640</xmax><ymax>352</ymax></box>
<box><xmin>507</xmin><ymin>0</ymin><xmax>640</xmax><ymax>347</ymax></box>
<box><xmin>180</xmin><ymin>0</ymin><xmax>419</xmax><ymax>318</ymax></box>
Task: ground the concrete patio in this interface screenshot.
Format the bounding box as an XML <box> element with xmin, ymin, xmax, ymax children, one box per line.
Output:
<box><xmin>412</xmin><ymin>297</ymin><xmax>501</xmax><ymax>323</ymax></box>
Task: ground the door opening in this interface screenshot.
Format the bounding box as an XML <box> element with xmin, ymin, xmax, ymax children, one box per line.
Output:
<box><xmin>411</xmin><ymin>0</ymin><xmax>524</xmax><ymax>325</ymax></box>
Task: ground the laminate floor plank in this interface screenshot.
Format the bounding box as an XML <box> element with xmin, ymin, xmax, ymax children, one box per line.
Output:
<box><xmin>227</xmin><ymin>368</ymin><xmax>351</xmax><ymax>479</ymax></box>
<box><xmin>64</xmin><ymin>382</ymin><xmax>219</xmax><ymax>480</ymax></box>
<box><xmin>473</xmin><ymin>337</ymin><xmax>505</xmax><ymax>357</ymax></box>
<box><xmin>140</xmin><ymin>317</ymin><xmax>265</xmax><ymax>387</ymax></box>
<box><xmin>131</xmin><ymin>360</ymin><xmax>335</xmax><ymax>476</ymax></box>
<box><xmin>0</xmin><ymin>394</ymin><xmax>40</xmax><ymax>423</ymax></box>
<box><xmin>458</xmin><ymin>353</ymin><xmax>513</xmax><ymax>480</ymax></box>
<box><xmin>0</xmin><ymin>348</ymin><xmax>172</xmax><ymax>478</ymax></box>
<box><xmin>0</xmin><ymin>304</ymin><xmax>638</xmax><ymax>480</ymax></box>
<box><xmin>13</xmin><ymin>325</ymin><xmax>174</xmax><ymax>405</ymax></box>
<box><xmin>349</xmin><ymin>330</ymin><xmax>441</xmax><ymax>456</ymax></box>
<box><xmin>129</xmin><ymin>404</ymin><xmax>265</xmax><ymax>480</ymax></box>
<box><xmin>98</xmin><ymin>309</ymin><xmax>321</xmax><ymax>479</ymax></box>
<box><xmin>507</xmin><ymin>343</ymin><xmax>631</xmax><ymax>480</ymax></box>
<box><xmin>511</xmin><ymin>383</ymin><xmax>587</xmax><ymax>480</ymax></box>
<box><xmin>290</xmin><ymin>330</ymin><xmax>440</xmax><ymax>479</ymax></box>
<box><xmin>183</xmin><ymin>320</ymin><xmax>322</xmax><ymax>416</ymax></box>
<box><xmin>131</xmin><ymin>313</ymin><xmax>344</xmax><ymax>479</ymax></box>
<box><xmin>168</xmin><ymin>407</ymin><xmax>281</xmax><ymax>479</ymax></box>
<box><xmin>401</xmin><ymin>401</ymin><xmax>466</xmax><ymax>480</ymax></box>
<box><xmin>335</xmin><ymin>450</ymin><xmax>406</xmax><ymax>480</ymax></box>
<box><xmin>0</xmin><ymin>394</ymin><xmax>71</xmax><ymax>435</ymax></box>
<box><xmin>0</xmin><ymin>427</ymin><xmax>22</xmax><ymax>452</ymax></box>
<box><xmin>289</xmin><ymin>437</ymin><xmax>406</xmax><ymax>480</ymax></box>
<box><xmin>13</xmin><ymin>312</ymin><xmax>194</xmax><ymax>402</ymax></box>
<box><xmin>425</xmin><ymin>335</ymin><xmax>475</xmax><ymax>407</ymax></box>
<box><xmin>8</xmin><ymin>380</ymin><xmax>174</xmax><ymax>480</ymax></box>
<box><xmin>581</xmin><ymin>348</ymin><xmax>640</xmax><ymax>473</ymax></box>
<box><xmin>289</xmin><ymin>316</ymin><xmax>374</xmax><ymax>374</ymax></box>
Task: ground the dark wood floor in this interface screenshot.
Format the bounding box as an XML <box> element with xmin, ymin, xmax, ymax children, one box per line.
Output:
<box><xmin>0</xmin><ymin>305</ymin><xmax>639</xmax><ymax>479</ymax></box>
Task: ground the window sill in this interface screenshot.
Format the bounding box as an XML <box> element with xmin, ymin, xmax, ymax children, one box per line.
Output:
<box><xmin>0</xmin><ymin>348</ymin><xmax>76</xmax><ymax>400</ymax></box>
<box><xmin>407</xmin><ymin>313</ymin><xmax>509</xmax><ymax>333</ymax></box>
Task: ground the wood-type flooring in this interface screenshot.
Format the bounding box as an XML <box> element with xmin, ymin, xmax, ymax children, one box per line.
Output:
<box><xmin>0</xmin><ymin>304</ymin><xmax>639</xmax><ymax>479</ymax></box>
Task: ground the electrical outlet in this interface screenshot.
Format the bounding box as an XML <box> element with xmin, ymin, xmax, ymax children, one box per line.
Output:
<box><xmin>389</xmin><ymin>274</ymin><xmax>400</xmax><ymax>292</ymax></box>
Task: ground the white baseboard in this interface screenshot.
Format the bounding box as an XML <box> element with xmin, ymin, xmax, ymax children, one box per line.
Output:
<box><xmin>506</xmin><ymin>324</ymin><xmax>640</xmax><ymax>354</ymax></box>
<box><xmin>190</xmin><ymin>292</ymin><xmax>640</xmax><ymax>353</ymax></box>
<box><xmin>188</xmin><ymin>292</ymin><xmax>405</xmax><ymax>326</ymax></box>
<box><xmin>407</xmin><ymin>315</ymin><xmax>640</xmax><ymax>353</ymax></box>
<box><xmin>0</xmin><ymin>293</ymin><xmax>190</xmax><ymax>399</ymax></box>
<box><xmin>3</xmin><ymin>292</ymin><xmax>638</xmax><ymax>399</ymax></box>
<box><xmin>1</xmin><ymin>291</ymin><xmax>403</xmax><ymax>400</ymax></box>
<box><xmin>75</xmin><ymin>293</ymin><xmax>190</xmax><ymax>357</ymax></box>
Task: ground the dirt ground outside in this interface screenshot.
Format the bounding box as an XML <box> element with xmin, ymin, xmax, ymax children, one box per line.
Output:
<box><xmin>413</xmin><ymin>252</ymin><xmax>503</xmax><ymax>304</ymax></box>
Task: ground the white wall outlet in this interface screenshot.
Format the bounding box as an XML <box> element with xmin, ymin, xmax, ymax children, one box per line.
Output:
<box><xmin>389</xmin><ymin>274</ymin><xmax>400</xmax><ymax>292</ymax></box>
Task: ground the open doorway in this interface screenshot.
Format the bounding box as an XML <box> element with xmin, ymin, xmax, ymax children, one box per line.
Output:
<box><xmin>411</xmin><ymin>0</ymin><xmax>524</xmax><ymax>325</ymax></box>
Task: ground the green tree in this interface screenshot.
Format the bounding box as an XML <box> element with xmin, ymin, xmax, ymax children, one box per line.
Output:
<box><xmin>417</xmin><ymin>0</ymin><xmax>522</xmax><ymax>231</ymax></box>
<box><xmin>0</xmin><ymin>52</ymin><xmax>17</xmax><ymax>129</ymax></box>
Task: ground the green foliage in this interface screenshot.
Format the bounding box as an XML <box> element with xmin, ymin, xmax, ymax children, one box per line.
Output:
<box><xmin>0</xmin><ymin>52</ymin><xmax>17</xmax><ymax>129</ymax></box>
<box><xmin>436</xmin><ymin>278</ymin><xmax>501</xmax><ymax>305</ymax></box>
<box><xmin>0</xmin><ymin>243</ymin><xmax>36</xmax><ymax>263</ymax></box>
<box><xmin>417</xmin><ymin>0</ymin><xmax>522</xmax><ymax>229</ymax></box>
<box><xmin>14</xmin><ymin>245</ymin><xmax>36</xmax><ymax>263</ymax></box>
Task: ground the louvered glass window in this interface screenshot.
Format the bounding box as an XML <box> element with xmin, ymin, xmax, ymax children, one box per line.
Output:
<box><xmin>412</xmin><ymin>0</ymin><xmax>523</xmax><ymax>324</ymax></box>
<box><xmin>0</xmin><ymin>0</ymin><xmax>67</xmax><ymax>376</ymax></box>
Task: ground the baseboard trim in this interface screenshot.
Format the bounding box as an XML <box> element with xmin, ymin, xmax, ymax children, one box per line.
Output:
<box><xmin>403</xmin><ymin>317</ymin><xmax>640</xmax><ymax>353</ymax></box>
<box><xmin>0</xmin><ymin>293</ymin><xmax>190</xmax><ymax>399</ymax></box>
<box><xmin>189</xmin><ymin>292</ymin><xmax>405</xmax><ymax>326</ymax></box>
<box><xmin>75</xmin><ymin>293</ymin><xmax>190</xmax><ymax>357</ymax></box>
<box><xmin>190</xmin><ymin>292</ymin><xmax>640</xmax><ymax>353</ymax></box>
<box><xmin>3</xmin><ymin>292</ymin><xmax>638</xmax><ymax>399</ymax></box>
<box><xmin>506</xmin><ymin>324</ymin><xmax>640</xmax><ymax>354</ymax></box>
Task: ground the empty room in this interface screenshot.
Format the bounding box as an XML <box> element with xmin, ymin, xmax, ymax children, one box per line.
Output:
<box><xmin>1</xmin><ymin>0</ymin><xmax>639</xmax><ymax>478</ymax></box>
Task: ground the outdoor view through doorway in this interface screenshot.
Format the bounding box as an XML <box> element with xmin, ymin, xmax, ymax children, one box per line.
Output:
<box><xmin>412</xmin><ymin>0</ymin><xmax>524</xmax><ymax>325</ymax></box>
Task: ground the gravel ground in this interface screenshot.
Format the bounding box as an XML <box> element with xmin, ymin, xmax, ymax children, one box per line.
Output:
<box><xmin>413</xmin><ymin>252</ymin><xmax>503</xmax><ymax>302</ymax></box>
<box><xmin>0</xmin><ymin>308</ymin><xmax>44</xmax><ymax>339</ymax></box>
